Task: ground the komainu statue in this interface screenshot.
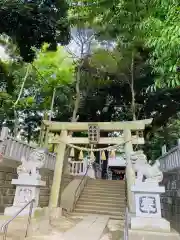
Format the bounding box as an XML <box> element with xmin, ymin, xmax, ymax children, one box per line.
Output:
<box><xmin>130</xmin><ymin>150</ymin><xmax>163</xmax><ymax>184</ymax></box>
<box><xmin>17</xmin><ymin>148</ymin><xmax>47</xmax><ymax>179</ymax></box>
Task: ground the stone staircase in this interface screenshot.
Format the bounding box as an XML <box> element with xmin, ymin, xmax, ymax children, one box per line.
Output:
<box><xmin>71</xmin><ymin>179</ymin><xmax>126</xmax><ymax>220</ymax></box>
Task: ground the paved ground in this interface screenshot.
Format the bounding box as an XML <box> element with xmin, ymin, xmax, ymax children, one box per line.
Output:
<box><xmin>29</xmin><ymin>216</ymin><xmax>124</xmax><ymax>240</ymax></box>
<box><xmin>100</xmin><ymin>219</ymin><xmax>124</xmax><ymax>240</ymax></box>
<box><xmin>1</xmin><ymin>215</ymin><xmax>124</xmax><ymax>240</ymax></box>
<box><xmin>63</xmin><ymin>215</ymin><xmax>109</xmax><ymax>240</ymax></box>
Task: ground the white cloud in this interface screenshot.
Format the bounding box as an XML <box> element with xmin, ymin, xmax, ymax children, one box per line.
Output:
<box><xmin>0</xmin><ymin>45</ymin><xmax>9</xmax><ymax>61</ymax></box>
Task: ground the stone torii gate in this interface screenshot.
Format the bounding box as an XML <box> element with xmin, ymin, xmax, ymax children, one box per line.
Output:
<box><xmin>42</xmin><ymin>119</ymin><xmax>152</xmax><ymax>213</ymax></box>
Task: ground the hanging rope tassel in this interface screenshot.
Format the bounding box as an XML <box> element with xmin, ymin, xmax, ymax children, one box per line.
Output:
<box><xmin>101</xmin><ymin>150</ymin><xmax>106</xmax><ymax>160</ymax></box>
<box><xmin>79</xmin><ymin>150</ymin><xmax>84</xmax><ymax>160</ymax></box>
<box><xmin>90</xmin><ymin>150</ymin><xmax>95</xmax><ymax>161</ymax></box>
<box><xmin>110</xmin><ymin>149</ymin><xmax>116</xmax><ymax>158</ymax></box>
<box><xmin>70</xmin><ymin>147</ymin><xmax>75</xmax><ymax>157</ymax></box>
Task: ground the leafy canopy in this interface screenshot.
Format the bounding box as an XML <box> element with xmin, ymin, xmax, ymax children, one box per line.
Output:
<box><xmin>33</xmin><ymin>43</ymin><xmax>75</xmax><ymax>89</ymax></box>
<box><xmin>141</xmin><ymin>0</ymin><xmax>180</xmax><ymax>87</ymax></box>
<box><xmin>0</xmin><ymin>0</ymin><xmax>70</xmax><ymax>62</ymax></box>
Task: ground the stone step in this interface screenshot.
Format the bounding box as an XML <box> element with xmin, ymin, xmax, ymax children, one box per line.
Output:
<box><xmin>75</xmin><ymin>203</ymin><xmax>126</xmax><ymax>212</ymax></box>
<box><xmin>74</xmin><ymin>208</ymin><xmax>125</xmax><ymax>219</ymax></box>
<box><xmin>87</xmin><ymin>180</ymin><xmax>125</xmax><ymax>185</ymax></box>
<box><xmin>81</xmin><ymin>191</ymin><xmax>124</xmax><ymax>198</ymax></box>
<box><xmin>85</xmin><ymin>182</ymin><xmax>124</xmax><ymax>188</ymax></box>
<box><xmin>85</xmin><ymin>185</ymin><xmax>125</xmax><ymax>192</ymax></box>
<box><xmin>68</xmin><ymin>211</ymin><xmax>124</xmax><ymax>220</ymax></box>
<box><xmin>74</xmin><ymin>179</ymin><xmax>126</xmax><ymax>221</ymax></box>
<box><xmin>77</xmin><ymin>198</ymin><xmax>125</xmax><ymax>205</ymax></box>
<box><xmin>86</xmin><ymin>184</ymin><xmax>125</xmax><ymax>189</ymax></box>
<box><xmin>83</xmin><ymin>188</ymin><xmax>125</xmax><ymax>196</ymax></box>
<box><xmin>75</xmin><ymin>203</ymin><xmax>125</xmax><ymax>212</ymax></box>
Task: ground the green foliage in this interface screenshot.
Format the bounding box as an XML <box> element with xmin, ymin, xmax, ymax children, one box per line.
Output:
<box><xmin>32</xmin><ymin>44</ymin><xmax>75</xmax><ymax>112</ymax></box>
<box><xmin>0</xmin><ymin>0</ymin><xmax>70</xmax><ymax>62</ymax></box>
<box><xmin>145</xmin><ymin>116</ymin><xmax>180</xmax><ymax>161</ymax></box>
<box><xmin>141</xmin><ymin>0</ymin><xmax>180</xmax><ymax>87</ymax></box>
<box><xmin>89</xmin><ymin>49</ymin><xmax>121</xmax><ymax>74</ymax></box>
<box><xmin>1</xmin><ymin>0</ymin><xmax>180</xmax><ymax>151</ymax></box>
<box><xmin>70</xmin><ymin>0</ymin><xmax>180</xmax><ymax>88</ymax></box>
<box><xmin>34</xmin><ymin>44</ymin><xmax>74</xmax><ymax>87</ymax></box>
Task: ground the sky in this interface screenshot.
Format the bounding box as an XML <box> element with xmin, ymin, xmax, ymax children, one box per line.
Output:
<box><xmin>0</xmin><ymin>45</ymin><xmax>9</xmax><ymax>61</ymax></box>
<box><xmin>0</xmin><ymin>28</ymin><xmax>115</xmax><ymax>61</ymax></box>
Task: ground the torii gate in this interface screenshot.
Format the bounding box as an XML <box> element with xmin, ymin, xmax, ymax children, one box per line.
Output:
<box><xmin>42</xmin><ymin>119</ymin><xmax>152</xmax><ymax>213</ymax></box>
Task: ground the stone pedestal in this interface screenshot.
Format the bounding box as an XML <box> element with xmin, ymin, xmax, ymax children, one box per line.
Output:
<box><xmin>129</xmin><ymin>229</ymin><xmax>180</xmax><ymax>240</ymax></box>
<box><xmin>4</xmin><ymin>174</ymin><xmax>45</xmax><ymax>216</ymax></box>
<box><xmin>131</xmin><ymin>183</ymin><xmax>171</xmax><ymax>232</ymax></box>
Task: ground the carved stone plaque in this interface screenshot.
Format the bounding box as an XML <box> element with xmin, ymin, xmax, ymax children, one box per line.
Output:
<box><xmin>18</xmin><ymin>187</ymin><xmax>32</xmax><ymax>204</ymax></box>
<box><xmin>134</xmin><ymin>192</ymin><xmax>162</xmax><ymax>218</ymax></box>
<box><xmin>13</xmin><ymin>186</ymin><xmax>34</xmax><ymax>207</ymax></box>
<box><xmin>88</xmin><ymin>124</ymin><xmax>100</xmax><ymax>144</ymax></box>
<box><xmin>139</xmin><ymin>196</ymin><xmax>157</xmax><ymax>214</ymax></box>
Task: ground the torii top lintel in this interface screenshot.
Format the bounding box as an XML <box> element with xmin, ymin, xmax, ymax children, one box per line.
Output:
<box><xmin>43</xmin><ymin>119</ymin><xmax>152</xmax><ymax>132</ymax></box>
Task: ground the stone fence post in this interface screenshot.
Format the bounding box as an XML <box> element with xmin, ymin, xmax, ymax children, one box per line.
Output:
<box><xmin>0</xmin><ymin>127</ymin><xmax>9</xmax><ymax>153</ymax></box>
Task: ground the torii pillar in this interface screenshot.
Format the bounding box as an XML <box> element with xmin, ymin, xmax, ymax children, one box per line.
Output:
<box><xmin>124</xmin><ymin>128</ymin><xmax>135</xmax><ymax>213</ymax></box>
<box><xmin>49</xmin><ymin>130</ymin><xmax>67</xmax><ymax>209</ymax></box>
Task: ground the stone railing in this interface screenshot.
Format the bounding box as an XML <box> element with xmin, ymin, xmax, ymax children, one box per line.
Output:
<box><xmin>68</xmin><ymin>159</ymin><xmax>88</xmax><ymax>176</ymax></box>
<box><xmin>0</xmin><ymin>128</ymin><xmax>56</xmax><ymax>171</ymax></box>
<box><xmin>157</xmin><ymin>140</ymin><xmax>180</xmax><ymax>234</ymax></box>
<box><xmin>158</xmin><ymin>144</ymin><xmax>180</xmax><ymax>172</ymax></box>
<box><xmin>68</xmin><ymin>159</ymin><xmax>102</xmax><ymax>177</ymax></box>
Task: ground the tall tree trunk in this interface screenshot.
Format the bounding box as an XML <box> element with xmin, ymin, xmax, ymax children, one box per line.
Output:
<box><xmin>49</xmin><ymin>88</ymin><xmax>56</xmax><ymax>121</ymax></box>
<box><xmin>72</xmin><ymin>65</ymin><xmax>81</xmax><ymax>122</ymax></box>
<box><xmin>130</xmin><ymin>51</ymin><xmax>136</xmax><ymax>121</ymax></box>
<box><xmin>13</xmin><ymin>64</ymin><xmax>31</xmax><ymax>137</ymax></box>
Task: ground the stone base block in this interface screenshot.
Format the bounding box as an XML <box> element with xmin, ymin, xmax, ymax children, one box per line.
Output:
<box><xmin>129</xmin><ymin>229</ymin><xmax>180</xmax><ymax>240</ymax></box>
<box><xmin>131</xmin><ymin>216</ymin><xmax>170</xmax><ymax>232</ymax></box>
<box><xmin>49</xmin><ymin>207</ymin><xmax>62</xmax><ymax>220</ymax></box>
<box><xmin>4</xmin><ymin>206</ymin><xmax>43</xmax><ymax>217</ymax></box>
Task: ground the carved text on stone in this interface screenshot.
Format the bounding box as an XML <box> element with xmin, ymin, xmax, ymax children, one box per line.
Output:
<box><xmin>18</xmin><ymin>187</ymin><xmax>32</xmax><ymax>204</ymax></box>
<box><xmin>139</xmin><ymin>196</ymin><xmax>157</xmax><ymax>214</ymax></box>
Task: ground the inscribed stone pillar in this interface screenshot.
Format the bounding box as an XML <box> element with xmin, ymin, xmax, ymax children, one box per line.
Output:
<box><xmin>49</xmin><ymin>130</ymin><xmax>67</xmax><ymax>209</ymax></box>
<box><xmin>124</xmin><ymin>128</ymin><xmax>135</xmax><ymax>213</ymax></box>
<box><xmin>0</xmin><ymin>127</ymin><xmax>9</xmax><ymax>154</ymax></box>
<box><xmin>131</xmin><ymin>183</ymin><xmax>170</xmax><ymax>232</ymax></box>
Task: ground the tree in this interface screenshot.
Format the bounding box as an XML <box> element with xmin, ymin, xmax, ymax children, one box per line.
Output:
<box><xmin>33</xmin><ymin>44</ymin><xmax>75</xmax><ymax>118</ymax></box>
<box><xmin>78</xmin><ymin>46</ymin><xmax>180</xmax><ymax>133</ymax></box>
<box><xmin>71</xmin><ymin>0</ymin><xmax>180</xmax><ymax>88</ymax></box>
<box><xmin>16</xmin><ymin>44</ymin><xmax>75</xmax><ymax>142</ymax></box>
<box><xmin>1</xmin><ymin>0</ymin><xmax>180</xmax><ymax>154</ymax></box>
<box><xmin>0</xmin><ymin>0</ymin><xmax>70</xmax><ymax>62</ymax></box>
<box><xmin>144</xmin><ymin>115</ymin><xmax>180</xmax><ymax>161</ymax></box>
<box><xmin>70</xmin><ymin>0</ymin><xmax>151</xmax><ymax>120</ymax></box>
<box><xmin>141</xmin><ymin>0</ymin><xmax>180</xmax><ymax>87</ymax></box>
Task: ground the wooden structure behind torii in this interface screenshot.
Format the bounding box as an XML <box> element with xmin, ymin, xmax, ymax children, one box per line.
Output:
<box><xmin>42</xmin><ymin>119</ymin><xmax>152</xmax><ymax>213</ymax></box>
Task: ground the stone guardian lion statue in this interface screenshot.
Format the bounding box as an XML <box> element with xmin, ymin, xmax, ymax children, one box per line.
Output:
<box><xmin>17</xmin><ymin>148</ymin><xmax>47</xmax><ymax>179</ymax></box>
<box><xmin>130</xmin><ymin>150</ymin><xmax>163</xmax><ymax>184</ymax></box>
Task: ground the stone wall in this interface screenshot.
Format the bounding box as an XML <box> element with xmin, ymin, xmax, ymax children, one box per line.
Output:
<box><xmin>39</xmin><ymin>169</ymin><xmax>54</xmax><ymax>208</ymax></box>
<box><xmin>40</xmin><ymin>170</ymin><xmax>73</xmax><ymax>207</ymax></box>
<box><xmin>0</xmin><ymin>166</ymin><xmax>17</xmax><ymax>213</ymax></box>
<box><xmin>161</xmin><ymin>168</ymin><xmax>180</xmax><ymax>233</ymax></box>
<box><xmin>0</xmin><ymin>166</ymin><xmax>73</xmax><ymax>213</ymax></box>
